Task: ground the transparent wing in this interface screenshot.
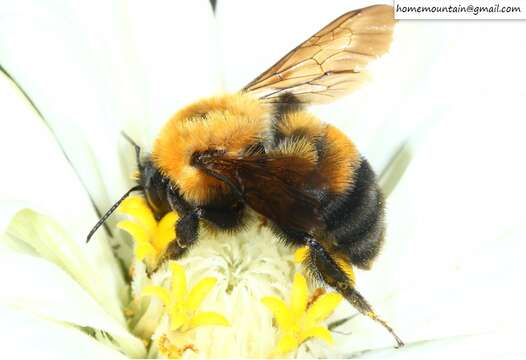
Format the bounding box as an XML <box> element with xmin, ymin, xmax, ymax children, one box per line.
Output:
<box><xmin>243</xmin><ymin>5</ymin><xmax>395</xmax><ymax>104</ymax></box>
<box><xmin>193</xmin><ymin>153</ymin><xmax>322</xmax><ymax>232</ymax></box>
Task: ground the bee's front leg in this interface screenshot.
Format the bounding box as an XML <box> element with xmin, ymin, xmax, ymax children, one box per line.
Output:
<box><xmin>160</xmin><ymin>208</ymin><xmax>203</xmax><ymax>262</ymax></box>
<box><xmin>175</xmin><ymin>210</ymin><xmax>200</xmax><ymax>250</ymax></box>
<box><xmin>162</xmin><ymin>185</ymin><xmax>203</xmax><ymax>260</ymax></box>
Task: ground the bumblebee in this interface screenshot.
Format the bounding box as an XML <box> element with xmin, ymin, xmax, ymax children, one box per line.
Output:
<box><xmin>88</xmin><ymin>5</ymin><xmax>403</xmax><ymax>347</ymax></box>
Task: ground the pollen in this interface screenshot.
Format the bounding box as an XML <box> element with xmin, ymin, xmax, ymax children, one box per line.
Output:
<box><xmin>294</xmin><ymin>246</ymin><xmax>310</xmax><ymax>263</ymax></box>
<box><xmin>261</xmin><ymin>272</ymin><xmax>343</xmax><ymax>355</ymax></box>
<box><xmin>116</xmin><ymin>195</ymin><xmax>178</xmax><ymax>269</ymax></box>
<box><xmin>157</xmin><ymin>335</ymin><xmax>197</xmax><ymax>359</ymax></box>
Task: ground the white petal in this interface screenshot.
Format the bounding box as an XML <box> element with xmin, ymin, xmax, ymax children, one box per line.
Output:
<box><xmin>356</xmin><ymin>331</ymin><xmax>526</xmax><ymax>359</ymax></box>
<box><xmin>0</xmin><ymin>73</ymin><xmax>126</xmax><ymax>318</ymax></box>
<box><xmin>125</xmin><ymin>0</ymin><xmax>221</xmax><ymax>146</ymax></box>
<box><xmin>0</xmin><ymin>305</ymin><xmax>129</xmax><ymax>360</ymax></box>
<box><xmin>0</xmin><ymin>201</ymin><xmax>25</xmax><ymax>242</ymax></box>
<box><xmin>2</xmin><ymin>206</ymin><xmax>126</xmax><ymax>317</ymax></box>
<box><xmin>0</xmin><ymin>0</ymin><xmax>137</xmax><ymax>213</ymax></box>
<box><xmin>0</xmin><ymin>251</ymin><xmax>145</xmax><ymax>358</ymax></box>
<box><xmin>333</xmin><ymin>73</ymin><xmax>526</xmax><ymax>352</ymax></box>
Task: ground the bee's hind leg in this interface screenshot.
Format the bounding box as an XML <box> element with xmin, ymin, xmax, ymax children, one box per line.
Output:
<box><xmin>303</xmin><ymin>235</ymin><xmax>405</xmax><ymax>348</ymax></box>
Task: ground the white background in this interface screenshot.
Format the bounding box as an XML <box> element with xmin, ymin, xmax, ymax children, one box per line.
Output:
<box><xmin>0</xmin><ymin>0</ymin><xmax>525</xmax><ymax>358</ymax></box>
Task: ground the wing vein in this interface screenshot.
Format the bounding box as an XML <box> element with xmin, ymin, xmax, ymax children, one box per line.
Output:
<box><xmin>242</xmin><ymin>5</ymin><xmax>395</xmax><ymax>105</ymax></box>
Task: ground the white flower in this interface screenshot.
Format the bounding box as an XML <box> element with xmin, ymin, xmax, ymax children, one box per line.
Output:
<box><xmin>1</xmin><ymin>0</ymin><xmax>526</xmax><ymax>359</ymax></box>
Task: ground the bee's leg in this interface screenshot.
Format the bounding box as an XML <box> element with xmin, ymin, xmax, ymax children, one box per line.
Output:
<box><xmin>160</xmin><ymin>186</ymin><xmax>202</xmax><ymax>260</ymax></box>
<box><xmin>175</xmin><ymin>210</ymin><xmax>200</xmax><ymax>248</ymax></box>
<box><xmin>167</xmin><ymin>184</ymin><xmax>193</xmax><ymax>214</ymax></box>
<box><xmin>197</xmin><ymin>201</ymin><xmax>245</xmax><ymax>230</ymax></box>
<box><xmin>304</xmin><ymin>236</ymin><xmax>404</xmax><ymax>348</ymax></box>
<box><xmin>159</xmin><ymin>209</ymin><xmax>200</xmax><ymax>262</ymax></box>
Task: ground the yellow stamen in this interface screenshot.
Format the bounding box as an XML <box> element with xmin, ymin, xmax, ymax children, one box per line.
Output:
<box><xmin>306</xmin><ymin>293</ymin><xmax>343</xmax><ymax>323</ymax></box>
<box><xmin>261</xmin><ymin>272</ymin><xmax>343</xmax><ymax>355</ymax></box>
<box><xmin>187</xmin><ymin>277</ymin><xmax>217</xmax><ymax>312</ymax></box>
<box><xmin>299</xmin><ymin>326</ymin><xmax>333</xmax><ymax>345</ymax></box>
<box><xmin>293</xmin><ymin>246</ymin><xmax>310</xmax><ymax>263</ymax></box>
<box><xmin>261</xmin><ymin>297</ymin><xmax>292</xmax><ymax>330</ymax></box>
<box><xmin>169</xmin><ymin>262</ymin><xmax>186</xmax><ymax>301</ymax></box>
<box><xmin>291</xmin><ymin>272</ymin><xmax>308</xmax><ymax>316</ymax></box>
<box><xmin>142</xmin><ymin>261</ymin><xmax>230</xmax><ymax>335</ymax></box>
<box><xmin>117</xmin><ymin>195</ymin><xmax>178</xmax><ymax>269</ymax></box>
<box><xmin>189</xmin><ymin>311</ymin><xmax>230</xmax><ymax>329</ymax></box>
<box><xmin>142</xmin><ymin>286</ymin><xmax>170</xmax><ymax>306</ymax></box>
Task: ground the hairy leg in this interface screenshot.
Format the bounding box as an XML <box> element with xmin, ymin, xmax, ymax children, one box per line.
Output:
<box><xmin>303</xmin><ymin>235</ymin><xmax>404</xmax><ymax>348</ymax></box>
<box><xmin>163</xmin><ymin>186</ymin><xmax>245</xmax><ymax>261</ymax></box>
<box><xmin>158</xmin><ymin>186</ymin><xmax>201</xmax><ymax>263</ymax></box>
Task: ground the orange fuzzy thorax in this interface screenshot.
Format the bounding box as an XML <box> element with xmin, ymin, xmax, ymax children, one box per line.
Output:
<box><xmin>152</xmin><ymin>93</ymin><xmax>271</xmax><ymax>205</ymax></box>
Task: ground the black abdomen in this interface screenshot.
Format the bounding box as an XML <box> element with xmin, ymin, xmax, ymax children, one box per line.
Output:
<box><xmin>322</xmin><ymin>158</ymin><xmax>385</xmax><ymax>269</ymax></box>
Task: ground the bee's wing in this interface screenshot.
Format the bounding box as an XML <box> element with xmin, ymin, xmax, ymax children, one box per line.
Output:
<box><xmin>194</xmin><ymin>154</ymin><xmax>322</xmax><ymax>232</ymax></box>
<box><xmin>237</xmin><ymin>157</ymin><xmax>322</xmax><ymax>231</ymax></box>
<box><xmin>242</xmin><ymin>5</ymin><xmax>395</xmax><ymax>104</ymax></box>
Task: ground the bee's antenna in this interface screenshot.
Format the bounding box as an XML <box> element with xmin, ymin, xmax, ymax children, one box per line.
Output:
<box><xmin>121</xmin><ymin>131</ymin><xmax>142</xmax><ymax>169</ymax></box>
<box><xmin>86</xmin><ymin>185</ymin><xmax>143</xmax><ymax>243</ymax></box>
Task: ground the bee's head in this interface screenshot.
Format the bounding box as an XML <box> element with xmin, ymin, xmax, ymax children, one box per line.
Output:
<box><xmin>86</xmin><ymin>134</ymin><xmax>171</xmax><ymax>243</ymax></box>
<box><xmin>138</xmin><ymin>158</ymin><xmax>171</xmax><ymax>219</ymax></box>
